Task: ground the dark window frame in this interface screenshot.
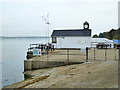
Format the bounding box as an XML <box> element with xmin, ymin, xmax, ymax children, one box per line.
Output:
<box><xmin>52</xmin><ymin>37</ymin><xmax>57</xmax><ymax>43</ymax></box>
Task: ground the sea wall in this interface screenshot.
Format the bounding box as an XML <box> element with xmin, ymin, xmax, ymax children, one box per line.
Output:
<box><xmin>24</xmin><ymin>60</ymin><xmax>68</xmax><ymax>71</ymax></box>
<box><xmin>24</xmin><ymin>60</ymin><xmax>83</xmax><ymax>71</ymax></box>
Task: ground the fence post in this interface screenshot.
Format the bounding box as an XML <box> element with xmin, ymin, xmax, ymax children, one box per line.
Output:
<box><xmin>94</xmin><ymin>48</ymin><xmax>95</xmax><ymax>60</ymax></box>
<box><xmin>67</xmin><ymin>49</ymin><xmax>69</xmax><ymax>64</ymax></box>
<box><xmin>115</xmin><ymin>48</ymin><xmax>116</xmax><ymax>60</ymax></box>
<box><xmin>105</xmin><ymin>48</ymin><xmax>107</xmax><ymax>61</ymax></box>
<box><xmin>47</xmin><ymin>46</ymin><xmax>49</xmax><ymax>62</ymax></box>
<box><xmin>119</xmin><ymin>48</ymin><xmax>120</xmax><ymax>61</ymax></box>
<box><xmin>86</xmin><ymin>47</ymin><xmax>88</xmax><ymax>62</ymax></box>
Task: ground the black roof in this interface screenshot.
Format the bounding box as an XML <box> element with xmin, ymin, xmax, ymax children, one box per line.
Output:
<box><xmin>51</xmin><ymin>29</ymin><xmax>91</xmax><ymax>37</ymax></box>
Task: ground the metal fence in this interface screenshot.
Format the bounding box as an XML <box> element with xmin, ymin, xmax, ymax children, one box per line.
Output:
<box><xmin>25</xmin><ymin>47</ymin><xmax>120</xmax><ymax>70</ymax></box>
<box><xmin>27</xmin><ymin>47</ymin><xmax>120</xmax><ymax>64</ymax></box>
<box><xmin>46</xmin><ymin>49</ymin><xmax>86</xmax><ymax>64</ymax></box>
<box><xmin>45</xmin><ymin>48</ymin><xmax>120</xmax><ymax>64</ymax></box>
<box><xmin>88</xmin><ymin>48</ymin><xmax>119</xmax><ymax>61</ymax></box>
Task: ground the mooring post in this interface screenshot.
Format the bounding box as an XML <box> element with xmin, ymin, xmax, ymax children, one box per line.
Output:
<box><xmin>86</xmin><ymin>47</ymin><xmax>88</xmax><ymax>62</ymax></box>
<box><xmin>94</xmin><ymin>48</ymin><xmax>95</xmax><ymax>60</ymax></box>
<box><xmin>67</xmin><ymin>49</ymin><xmax>69</xmax><ymax>65</ymax></box>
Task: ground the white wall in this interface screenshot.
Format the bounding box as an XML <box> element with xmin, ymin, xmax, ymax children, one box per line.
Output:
<box><xmin>55</xmin><ymin>36</ymin><xmax>91</xmax><ymax>48</ymax></box>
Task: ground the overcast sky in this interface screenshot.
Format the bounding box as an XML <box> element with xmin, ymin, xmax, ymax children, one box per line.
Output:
<box><xmin>0</xmin><ymin>0</ymin><xmax>119</xmax><ymax>37</ymax></box>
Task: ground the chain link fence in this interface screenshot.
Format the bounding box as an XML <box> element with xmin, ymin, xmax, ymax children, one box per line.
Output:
<box><xmin>31</xmin><ymin>48</ymin><xmax>120</xmax><ymax>63</ymax></box>
<box><xmin>45</xmin><ymin>48</ymin><xmax>120</xmax><ymax>64</ymax></box>
<box><xmin>25</xmin><ymin>47</ymin><xmax>120</xmax><ymax>70</ymax></box>
<box><xmin>88</xmin><ymin>48</ymin><xmax>119</xmax><ymax>61</ymax></box>
<box><xmin>47</xmin><ymin>49</ymin><xmax>86</xmax><ymax>64</ymax></box>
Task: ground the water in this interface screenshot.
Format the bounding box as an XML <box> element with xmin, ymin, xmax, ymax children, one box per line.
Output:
<box><xmin>2</xmin><ymin>37</ymin><xmax>49</xmax><ymax>87</ymax></box>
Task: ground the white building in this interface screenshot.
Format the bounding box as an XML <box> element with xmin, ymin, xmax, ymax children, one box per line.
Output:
<box><xmin>91</xmin><ymin>38</ymin><xmax>114</xmax><ymax>48</ymax></box>
<box><xmin>51</xmin><ymin>22</ymin><xmax>92</xmax><ymax>49</ymax></box>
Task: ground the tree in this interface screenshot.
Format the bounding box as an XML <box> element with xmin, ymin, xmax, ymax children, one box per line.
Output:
<box><xmin>92</xmin><ymin>28</ymin><xmax>120</xmax><ymax>40</ymax></box>
<box><xmin>92</xmin><ymin>34</ymin><xmax>99</xmax><ymax>38</ymax></box>
<box><xmin>99</xmin><ymin>33</ymin><xmax>104</xmax><ymax>38</ymax></box>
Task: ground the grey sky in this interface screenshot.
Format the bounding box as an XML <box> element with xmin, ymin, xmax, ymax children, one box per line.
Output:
<box><xmin>0</xmin><ymin>0</ymin><xmax>118</xmax><ymax>37</ymax></box>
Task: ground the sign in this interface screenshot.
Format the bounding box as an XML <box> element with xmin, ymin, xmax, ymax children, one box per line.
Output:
<box><xmin>33</xmin><ymin>49</ymin><xmax>42</xmax><ymax>56</ymax></box>
<box><xmin>81</xmin><ymin>48</ymin><xmax>86</xmax><ymax>52</ymax></box>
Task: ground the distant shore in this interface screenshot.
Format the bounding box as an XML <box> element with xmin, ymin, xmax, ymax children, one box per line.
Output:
<box><xmin>0</xmin><ymin>36</ymin><xmax>50</xmax><ymax>38</ymax></box>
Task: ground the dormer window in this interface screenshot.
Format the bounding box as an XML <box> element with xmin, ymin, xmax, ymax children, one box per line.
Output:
<box><xmin>52</xmin><ymin>37</ymin><xmax>57</xmax><ymax>43</ymax></box>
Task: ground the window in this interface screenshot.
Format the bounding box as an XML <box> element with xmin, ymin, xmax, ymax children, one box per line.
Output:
<box><xmin>52</xmin><ymin>37</ymin><xmax>57</xmax><ymax>43</ymax></box>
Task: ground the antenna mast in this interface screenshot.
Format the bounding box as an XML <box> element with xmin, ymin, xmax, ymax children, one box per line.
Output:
<box><xmin>42</xmin><ymin>13</ymin><xmax>50</xmax><ymax>44</ymax></box>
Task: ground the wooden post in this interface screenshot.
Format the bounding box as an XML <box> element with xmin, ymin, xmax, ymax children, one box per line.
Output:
<box><xmin>86</xmin><ymin>47</ymin><xmax>88</xmax><ymax>62</ymax></box>
<box><xmin>67</xmin><ymin>49</ymin><xmax>69</xmax><ymax>64</ymax></box>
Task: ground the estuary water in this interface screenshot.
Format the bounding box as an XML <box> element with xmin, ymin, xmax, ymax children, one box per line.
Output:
<box><xmin>1</xmin><ymin>37</ymin><xmax>49</xmax><ymax>87</ymax></box>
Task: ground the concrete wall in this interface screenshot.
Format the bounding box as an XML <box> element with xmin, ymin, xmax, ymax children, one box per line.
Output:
<box><xmin>24</xmin><ymin>60</ymin><xmax>68</xmax><ymax>71</ymax></box>
<box><xmin>24</xmin><ymin>60</ymin><xmax>84</xmax><ymax>71</ymax></box>
<box><xmin>24</xmin><ymin>60</ymin><xmax>32</xmax><ymax>71</ymax></box>
<box><xmin>55</xmin><ymin>36</ymin><xmax>91</xmax><ymax>48</ymax></box>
